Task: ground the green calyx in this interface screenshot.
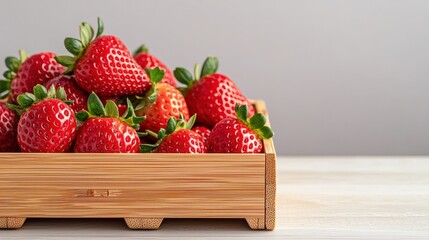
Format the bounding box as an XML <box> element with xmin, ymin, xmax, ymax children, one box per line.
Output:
<box><xmin>135</xmin><ymin>67</ymin><xmax>165</xmax><ymax>110</ymax></box>
<box><xmin>6</xmin><ymin>84</ymin><xmax>72</xmax><ymax>115</ymax></box>
<box><xmin>173</xmin><ymin>56</ymin><xmax>218</xmax><ymax>95</ymax></box>
<box><xmin>0</xmin><ymin>49</ymin><xmax>29</xmax><ymax>99</ymax></box>
<box><xmin>76</xmin><ymin>92</ymin><xmax>145</xmax><ymax>130</ymax></box>
<box><xmin>55</xmin><ymin>17</ymin><xmax>104</xmax><ymax>75</ymax></box>
<box><xmin>235</xmin><ymin>104</ymin><xmax>274</xmax><ymax>140</ymax></box>
<box><xmin>133</xmin><ymin>44</ymin><xmax>149</xmax><ymax>56</ymax></box>
<box><xmin>140</xmin><ymin>113</ymin><xmax>197</xmax><ymax>153</ymax></box>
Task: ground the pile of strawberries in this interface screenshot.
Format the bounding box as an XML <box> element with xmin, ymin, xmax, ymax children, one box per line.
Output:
<box><xmin>0</xmin><ymin>18</ymin><xmax>273</xmax><ymax>154</ymax></box>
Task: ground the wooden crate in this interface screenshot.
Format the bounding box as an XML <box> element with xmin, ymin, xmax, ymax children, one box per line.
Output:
<box><xmin>0</xmin><ymin>100</ymin><xmax>276</xmax><ymax>230</ymax></box>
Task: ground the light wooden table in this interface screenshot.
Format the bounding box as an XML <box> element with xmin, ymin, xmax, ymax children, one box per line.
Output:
<box><xmin>1</xmin><ymin>157</ymin><xmax>428</xmax><ymax>239</ymax></box>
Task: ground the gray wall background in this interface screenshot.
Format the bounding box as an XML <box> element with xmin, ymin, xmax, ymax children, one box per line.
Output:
<box><xmin>1</xmin><ymin>0</ymin><xmax>428</xmax><ymax>156</ymax></box>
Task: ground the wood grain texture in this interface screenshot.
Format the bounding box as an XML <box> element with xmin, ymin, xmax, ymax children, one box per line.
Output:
<box><xmin>124</xmin><ymin>218</ymin><xmax>163</xmax><ymax>229</ymax></box>
<box><xmin>254</xmin><ymin>100</ymin><xmax>277</xmax><ymax>230</ymax></box>
<box><xmin>0</xmin><ymin>154</ymin><xmax>265</xmax><ymax>219</ymax></box>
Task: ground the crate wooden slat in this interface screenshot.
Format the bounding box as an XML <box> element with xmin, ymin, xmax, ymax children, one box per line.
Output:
<box><xmin>0</xmin><ymin>100</ymin><xmax>276</xmax><ymax>230</ymax></box>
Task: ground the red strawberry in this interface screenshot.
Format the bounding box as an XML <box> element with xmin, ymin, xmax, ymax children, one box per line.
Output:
<box><xmin>44</xmin><ymin>75</ymin><xmax>88</xmax><ymax>112</ymax></box>
<box><xmin>7</xmin><ymin>85</ymin><xmax>77</xmax><ymax>152</ymax></box>
<box><xmin>141</xmin><ymin>114</ymin><xmax>206</xmax><ymax>153</ymax></box>
<box><xmin>208</xmin><ymin>104</ymin><xmax>274</xmax><ymax>153</ymax></box>
<box><xmin>135</xmin><ymin>67</ymin><xmax>189</xmax><ymax>134</ymax></box>
<box><xmin>134</xmin><ymin>45</ymin><xmax>177</xmax><ymax>87</ymax></box>
<box><xmin>174</xmin><ymin>57</ymin><xmax>255</xmax><ymax>128</ymax></box>
<box><xmin>55</xmin><ymin>18</ymin><xmax>151</xmax><ymax>97</ymax></box>
<box><xmin>73</xmin><ymin>93</ymin><xmax>143</xmax><ymax>153</ymax></box>
<box><xmin>0</xmin><ymin>50</ymin><xmax>65</xmax><ymax>102</ymax></box>
<box><xmin>192</xmin><ymin>126</ymin><xmax>211</xmax><ymax>145</ymax></box>
<box><xmin>0</xmin><ymin>102</ymin><xmax>19</xmax><ymax>152</ymax></box>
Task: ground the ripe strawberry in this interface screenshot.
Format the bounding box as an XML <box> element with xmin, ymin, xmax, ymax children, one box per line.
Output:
<box><xmin>73</xmin><ymin>93</ymin><xmax>144</xmax><ymax>153</ymax></box>
<box><xmin>0</xmin><ymin>50</ymin><xmax>65</xmax><ymax>102</ymax></box>
<box><xmin>7</xmin><ymin>85</ymin><xmax>77</xmax><ymax>152</ymax></box>
<box><xmin>55</xmin><ymin>18</ymin><xmax>151</xmax><ymax>97</ymax></box>
<box><xmin>134</xmin><ymin>44</ymin><xmax>177</xmax><ymax>87</ymax></box>
<box><xmin>44</xmin><ymin>75</ymin><xmax>88</xmax><ymax>112</ymax></box>
<box><xmin>141</xmin><ymin>114</ymin><xmax>206</xmax><ymax>153</ymax></box>
<box><xmin>174</xmin><ymin>57</ymin><xmax>255</xmax><ymax>128</ymax></box>
<box><xmin>135</xmin><ymin>67</ymin><xmax>189</xmax><ymax>134</ymax></box>
<box><xmin>0</xmin><ymin>102</ymin><xmax>19</xmax><ymax>152</ymax></box>
<box><xmin>208</xmin><ymin>104</ymin><xmax>274</xmax><ymax>153</ymax></box>
<box><xmin>192</xmin><ymin>126</ymin><xmax>211</xmax><ymax>145</ymax></box>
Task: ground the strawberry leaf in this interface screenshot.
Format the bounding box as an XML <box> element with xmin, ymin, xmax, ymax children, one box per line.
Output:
<box><xmin>140</xmin><ymin>143</ymin><xmax>158</xmax><ymax>153</ymax></box>
<box><xmin>47</xmin><ymin>85</ymin><xmax>56</xmax><ymax>99</ymax></box>
<box><xmin>105</xmin><ymin>100</ymin><xmax>119</xmax><ymax>118</ymax></box>
<box><xmin>157</xmin><ymin>129</ymin><xmax>166</xmax><ymax>139</ymax></box>
<box><xmin>64</xmin><ymin>38</ymin><xmax>84</xmax><ymax>56</ymax></box>
<box><xmin>187</xmin><ymin>114</ymin><xmax>197</xmax><ymax>129</ymax></box>
<box><xmin>200</xmin><ymin>56</ymin><xmax>218</xmax><ymax>78</ymax></box>
<box><xmin>5</xmin><ymin>56</ymin><xmax>20</xmax><ymax>72</ymax></box>
<box><xmin>0</xmin><ymin>80</ymin><xmax>10</xmax><ymax>99</ymax></box>
<box><xmin>259</xmin><ymin>126</ymin><xmax>274</xmax><ymax>139</ymax></box>
<box><xmin>76</xmin><ymin>111</ymin><xmax>90</xmax><ymax>122</ymax></box>
<box><xmin>145</xmin><ymin>67</ymin><xmax>165</xmax><ymax>84</ymax></box>
<box><xmin>132</xmin><ymin>116</ymin><xmax>146</xmax><ymax>124</ymax></box>
<box><xmin>87</xmin><ymin>92</ymin><xmax>105</xmax><ymax>116</ymax></box>
<box><xmin>96</xmin><ymin>17</ymin><xmax>104</xmax><ymax>38</ymax></box>
<box><xmin>249</xmin><ymin>113</ymin><xmax>266</xmax><ymax>129</ymax></box>
<box><xmin>17</xmin><ymin>94</ymin><xmax>34</xmax><ymax>108</ymax></box>
<box><xmin>54</xmin><ymin>56</ymin><xmax>75</xmax><ymax>67</ymax></box>
<box><xmin>18</xmin><ymin>49</ymin><xmax>29</xmax><ymax>63</ymax></box>
<box><xmin>56</xmin><ymin>87</ymin><xmax>67</xmax><ymax>101</ymax></box>
<box><xmin>173</xmin><ymin>67</ymin><xmax>193</xmax><ymax>86</ymax></box>
<box><xmin>3</xmin><ymin>70</ymin><xmax>14</xmax><ymax>80</ymax></box>
<box><xmin>166</xmin><ymin>117</ymin><xmax>176</xmax><ymax>134</ymax></box>
<box><xmin>80</xmin><ymin>22</ymin><xmax>94</xmax><ymax>47</ymax></box>
<box><xmin>124</xmin><ymin>98</ymin><xmax>135</xmax><ymax>118</ymax></box>
<box><xmin>6</xmin><ymin>103</ymin><xmax>24</xmax><ymax>115</ymax></box>
<box><xmin>235</xmin><ymin>104</ymin><xmax>248</xmax><ymax>123</ymax></box>
<box><xmin>33</xmin><ymin>84</ymin><xmax>47</xmax><ymax>99</ymax></box>
<box><xmin>134</xmin><ymin>44</ymin><xmax>149</xmax><ymax>56</ymax></box>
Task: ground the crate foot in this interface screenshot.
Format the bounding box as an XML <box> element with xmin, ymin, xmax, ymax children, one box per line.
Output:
<box><xmin>124</xmin><ymin>218</ymin><xmax>163</xmax><ymax>229</ymax></box>
<box><xmin>246</xmin><ymin>218</ymin><xmax>265</xmax><ymax>229</ymax></box>
<box><xmin>0</xmin><ymin>217</ymin><xmax>26</xmax><ymax>229</ymax></box>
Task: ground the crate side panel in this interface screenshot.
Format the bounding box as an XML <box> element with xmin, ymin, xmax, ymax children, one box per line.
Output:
<box><xmin>254</xmin><ymin>100</ymin><xmax>277</xmax><ymax>230</ymax></box>
<box><xmin>0</xmin><ymin>154</ymin><xmax>265</xmax><ymax>218</ymax></box>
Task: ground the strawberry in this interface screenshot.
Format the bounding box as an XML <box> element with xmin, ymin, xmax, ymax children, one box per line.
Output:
<box><xmin>44</xmin><ymin>75</ymin><xmax>88</xmax><ymax>112</ymax></box>
<box><xmin>0</xmin><ymin>50</ymin><xmax>65</xmax><ymax>102</ymax></box>
<box><xmin>174</xmin><ymin>57</ymin><xmax>255</xmax><ymax>128</ymax></box>
<box><xmin>208</xmin><ymin>104</ymin><xmax>274</xmax><ymax>153</ymax></box>
<box><xmin>134</xmin><ymin>44</ymin><xmax>177</xmax><ymax>87</ymax></box>
<box><xmin>73</xmin><ymin>93</ymin><xmax>144</xmax><ymax>153</ymax></box>
<box><xmin>141</xmin><ymin>114</ymin><xmax>207</xmax><ymax>153</ymax></box>
<box><xmin>135</xmin><ymin>67</ymin><xmax>189</xmax><ymax>134</ymax></box>
<box><xmin>192</xmin><ymin>126</ymin><xmax>211</xmax><ymax>145</ymax></box>
<box><xmin>55</xmin><ymin>18</ymin><xmax>151</xmax><ymax>97</ymax></box>
<box><xmin>0</xmin><ymin>102</ymin><xmax>19</xmax><ymax>152</ymax></box>
<box><xmin>7</xmin><ymin>85</ymin><xmax>77</xmax><ymax>152</ymax></box>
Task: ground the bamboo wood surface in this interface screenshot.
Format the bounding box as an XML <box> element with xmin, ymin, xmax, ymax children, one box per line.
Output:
<box><xmin>0</xmin><ymin>154</ymin><xmax>265</xmax><ymax>218</ymax></box>
<box><xmin>1</xmin><ymin>157</ymin><xmax>428</xmax><ymax>239</ymax></box>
